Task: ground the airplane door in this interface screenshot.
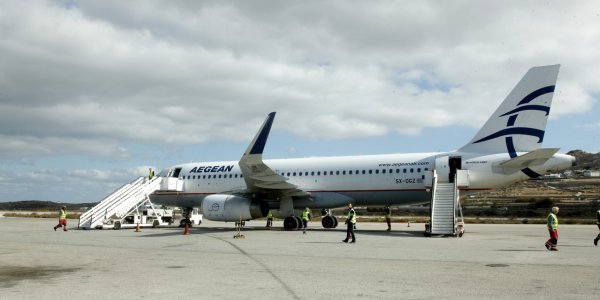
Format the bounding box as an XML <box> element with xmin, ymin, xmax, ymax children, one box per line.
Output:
<box><xmin>435</xmin><ymin>156</ymin><xmax>462</xmax><ymax>183</ymax></box>
<box><xmin>435</xmin><ymin>156</ymin><xmax>449</xmax><ymax>183</ymax></box>
<box><xmin>448</xmin><ymin>157</ymin><xmax>462</xmax><ymax>183</ymax></box>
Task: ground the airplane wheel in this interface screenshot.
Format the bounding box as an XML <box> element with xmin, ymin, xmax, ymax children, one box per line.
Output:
<box><xmin>332</xmin><ymin>216</ymin><xmax>338</xmax><ymax>228</ymax></box>
<box><xmin>321</xmin><ymin>215</ymin><xmax>335</xmax><ymax>228</ymax></box>
<box><xmin>283</xmin><ymin>216</ymin><xmax>298</xmax><ymax>230</ymax></box>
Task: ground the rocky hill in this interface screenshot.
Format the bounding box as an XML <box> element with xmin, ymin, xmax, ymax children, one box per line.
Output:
<box><xmin>567</xmin><ymin>150</ymin><xmax>600</xmax><ymax>170</ymax></box>
<box><xmin>0</xmin><ymin>201</ymin><xmax>96</xmax><ymax>211</ymax></box>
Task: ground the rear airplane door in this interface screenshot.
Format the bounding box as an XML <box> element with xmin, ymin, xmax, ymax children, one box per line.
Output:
<box><xmin>436</xmin><ymin>156</ymin><xmax>462</xmax><ymax>183</ymax></box>
<box><xmin>435</xmin><ymin>156</ymin><xmax>449</xmax><ymax>183</ymax></box>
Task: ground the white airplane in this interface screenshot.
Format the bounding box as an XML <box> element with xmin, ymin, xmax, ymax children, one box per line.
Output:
<box><xmin>149</xmin><ymin>65</ymin><xmax>575</xmax><ymax>230</ymax></box>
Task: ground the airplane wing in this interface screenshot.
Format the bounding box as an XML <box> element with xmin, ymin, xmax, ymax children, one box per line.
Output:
<box><xmin>238</xmin><ymin>112</ymin><xmax>310</xmax><ymax>198</ymax></box>
<box><xmin>498</xmin><ymin>148</ymin><xmax>560</xmax><ymax>169</ymax></box>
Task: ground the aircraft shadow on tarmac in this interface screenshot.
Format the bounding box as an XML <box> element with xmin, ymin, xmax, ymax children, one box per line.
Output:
<box><xmin>138</xmin><ymin>226</ymin><xmax>427</xmax><ymax>238</ymax></box>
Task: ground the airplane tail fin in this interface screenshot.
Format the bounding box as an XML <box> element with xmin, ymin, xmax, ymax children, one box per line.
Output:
<box><xmin>458</xmin><ymin>65</ymin><xmax>560</xmax><ymax>155</ymax></box>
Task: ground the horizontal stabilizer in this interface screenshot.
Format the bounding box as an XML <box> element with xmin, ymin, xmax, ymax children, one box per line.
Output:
<box><xmin>498</xmin><ymin>148</ymin><xmax>560</xmax><ymax>169</ymax></box>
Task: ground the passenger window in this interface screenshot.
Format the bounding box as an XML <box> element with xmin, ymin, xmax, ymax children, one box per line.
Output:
<box><xmin>203</xmin><ymin>175</ymin><xmax>206</xmax><ymax>179</ymax></box>
<box><xmin>293</xmin><ymin>172</ymin><xmax>297</xmax><ymax>176</ymax></box>
<box><xmin>349</xmin><ymin>170</ymin><xmax>353</xmax><ymax>175</ymax></box>
<box><xmin>317</xmin><ymin>171</ymin><xmax>321</xmax><ymax>176</ymax></box>
<box><xmin>336</xmin><ymin>171</ymin><xmax>340</xmax><ymax>175</ymax></box>
<box><xmin>311</xmin><ymin>171</ymin><xmax>314</xmax><ymax>176</ymax></box>
<box><xmin>305</xmin><ymin>172</ymin><xmax>308</xmax><ymax>176</ymax></box>
<box><xmin>356</xmin><ymin>170</ymin><xmax>359</xmax><ymax>174</ymax></box>
<box><xmin>323</xmin><ymin>171</ymin><xmax>327</xmax><ymax>176</ymax></box>
<box><xmin>396</xmin><ymin>169</ymin><xmax>400</xmax><ymax>173</ymax></box>
<box><xmin>343</xmin><ymin>171</ymin><xmax>346</xmax><ymax>175</ymax></box>
<box><xmin>330</xmin><ymin>171</ymin><xmax>333</xmax><ymax>175</ymax></box>
<box><xmin>362</xmin><ymin>170</ymin><xmax>366</xmax><ymax>174</ymax></box>
<box><xmin>287</xmin><ymin>172</ymin><xmax>290</xmax><ymax>176</ymax></box>
<box><xmin>369</xmin><ymin>170</ymin><xmax>372</xmax><ymax>174</ymax></box>
<box><xmin>410</xmin><ymin>168</ymin><xmax>414</xmax><ymax>173</ymax></box>
<box><xmin>389</xmin><ymin>169</ymin><xmax>393</xmax><ymax>174</ymax></box>
<box><xmin>382</xmin><ymin>169</ymin><xmax>386</xmax><ymax>174</ymax></box>
<box><xmin>375</xmin><ymin>170</ymin><xmax>379</xmax><ymax>174</ymax></box>
<box><xmin>417</xmin><ymin>168</ymin><xmax>421</xmax><ymax>173</ymax></box>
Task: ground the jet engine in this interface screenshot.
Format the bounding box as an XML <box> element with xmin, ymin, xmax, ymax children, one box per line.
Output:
<box><xmin>201</xmin><ymin>194</ymin><xmax>268</xmax><ymax>222</ymax></box>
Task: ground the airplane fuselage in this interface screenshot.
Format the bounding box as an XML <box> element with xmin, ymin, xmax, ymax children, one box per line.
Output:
<box><xmin>150</xmin><ymin>150</ymin><xmax>574</xmax><ymax>209</ymax></box>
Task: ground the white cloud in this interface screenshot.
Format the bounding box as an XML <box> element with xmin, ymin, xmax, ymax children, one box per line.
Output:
<box><xmin>1</xmin><ymin>0</ymin><xmax>599</xmax><ymax>201</ymax></box>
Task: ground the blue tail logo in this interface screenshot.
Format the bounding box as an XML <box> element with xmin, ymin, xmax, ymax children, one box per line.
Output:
<box><xmin>473</xmin><ymin>85</ymin><xmax>555</xmax><ymax>178</ymax></box>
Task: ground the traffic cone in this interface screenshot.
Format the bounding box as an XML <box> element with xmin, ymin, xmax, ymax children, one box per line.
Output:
<box><xmin>135</xmin><ymin>222</ymin><xmax>140</xmax><ymax>232</ymax></box>
<box><xmin>184</xmin><ymin>223</ymin><xmax>189</xmax><ymax>235</ymax></box>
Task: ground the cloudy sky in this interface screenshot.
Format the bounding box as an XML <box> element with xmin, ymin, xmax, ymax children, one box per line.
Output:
<box><xmin>1</xmin><ymin>0</ymin><xmax>599</xmax><ymax>203</ymax></box>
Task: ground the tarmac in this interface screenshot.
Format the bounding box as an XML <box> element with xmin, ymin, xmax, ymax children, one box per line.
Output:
<box><xmin>1</xmin><ymin>217</ymin><xmax>599</xmax><ymax>299</ymax></box>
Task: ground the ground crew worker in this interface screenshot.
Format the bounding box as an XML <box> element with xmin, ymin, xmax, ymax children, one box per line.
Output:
<box><xmin>266</xmin><ymin>210</ymin><xmax>273</xmax><ymax>229</ymax></box>
<box><xmin>342</xmin><ymin>203</ymin><xmax>356</xmax><ymax>243</ymax></box>
<box><xmin>302</xmin><ymin>207</ymin><xmax>312</xmax><ymax>234</ymax></box>
<box><xmin>149</xmin><ymin>168</ymin><xmax>155</xmax><ymax>180</ymax></box>
<box><xmin>384</xmin><ymin>205</ymin><xmax>391</xmax><ymax>231</ymax></box>
<box><xmin>545</xmin><ymin>206</ymin><xmax>559</xmax><ymax>251</ymax></box>
<box><xmin>53</xmin><ymin>206</ymin><xmax>68</xmax><ymax>232</ymax></box>
<box><xmin>594</xmin><ymin>209</ymin><xmax>600</xmax><ymax>246</ymax></box>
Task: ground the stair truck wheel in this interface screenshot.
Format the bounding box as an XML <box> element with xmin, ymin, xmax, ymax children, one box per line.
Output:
<box><xmin>113</xmin><ymin>221</ymin><xmax>121</xmax><ymax>230</ymax></box>
<box><xmin>152</xmin><ymin>220</ymin><xmax>160</xmax><ymax>228</ymax></box>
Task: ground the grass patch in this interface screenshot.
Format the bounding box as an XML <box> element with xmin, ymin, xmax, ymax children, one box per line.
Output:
<box><xmin>2</xmin><ymin>212</ymin><xmax>81</xmax><ymax>219</ymax></box>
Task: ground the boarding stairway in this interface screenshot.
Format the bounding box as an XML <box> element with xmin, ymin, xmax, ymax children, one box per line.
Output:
<box><xmin>78</xmin><ymin>176</ymin><xmax>163</xmax><ymax>229</ymax></box>
<box><xmin>427</xmin><ymin>171</ymin><xmax>465</xmax><ymax>236</ymax></box>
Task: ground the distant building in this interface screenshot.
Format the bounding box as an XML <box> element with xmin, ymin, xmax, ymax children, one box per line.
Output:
<box><xmin>543</xmin><ymin>173</ymin><xmax>562</xmax><ymax>179</ymax></box>
<box><xmin>583</xmin><ymin>170</ymin><xmax>600</xmax><ymax>177</ymax></box>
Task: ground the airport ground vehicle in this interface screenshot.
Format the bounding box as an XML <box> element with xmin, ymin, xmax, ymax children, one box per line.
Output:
<box><xmin>106</xmin><ymin>206</ymin><xmax>174</xmax><ymax>230</ymax></box>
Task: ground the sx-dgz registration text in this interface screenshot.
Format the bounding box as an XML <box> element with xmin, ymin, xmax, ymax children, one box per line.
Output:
<box><xmin>396</xmin><ymin>178</ymin><xmax>417</xmax><ymax>184</ymax></box>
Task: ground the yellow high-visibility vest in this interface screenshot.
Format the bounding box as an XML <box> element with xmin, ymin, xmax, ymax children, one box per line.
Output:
<box><xmin>267</xmin><ymin>211</ymin><xmax>273</xmax><ymax>218</ymax></box>
<box><xmin>59</xmin><ymin>209</ymin><xmax>67</xmax><ymax>220</ymax></box>
<box><xmin>548</xmin><ymin>213</ymin><xmax>558</xmax><ymax>230</ymax></box>
<box><xmin>302</xmin><ymin>210</ymin><xmax>310</xmax><ymax>220</ymax></box>
<box><xmin>348</xmin><ymin>208</ymin><xmax>356</xmax><ymax>224</ymax></box>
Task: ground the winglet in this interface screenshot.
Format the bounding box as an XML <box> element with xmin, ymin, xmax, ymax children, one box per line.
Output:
<box><xmin>237</xmin><ymin>112</ymin><xmax>304</xmax><ymax>194</ymax></box>
<box><xmin>244</xmin><ymin>112</ymin><xmax>276</xmax><ymax>156</ymax></box>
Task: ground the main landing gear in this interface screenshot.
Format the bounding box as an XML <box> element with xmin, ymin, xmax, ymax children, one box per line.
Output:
<box><xmin>281</xmin><ymin>209</ymin><xmax>338</xmax><ymax>230</ymax></box>
<box><xmin>283</xmin><ymin>216</ymin><xmax>303</xmax><ymax>230</ymax></box>
<box><xmin>321</xmin><ymin>209</ymin><xmax>338</xmax><ymax>229</ymax></box>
